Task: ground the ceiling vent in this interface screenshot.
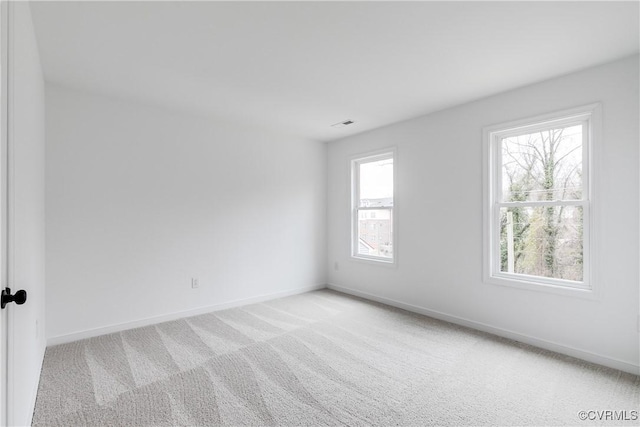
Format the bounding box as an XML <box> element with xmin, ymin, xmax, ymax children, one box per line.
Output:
<box><xmin>331</xmin><ymin>120</ymin><xmax>355</xmax><ymax>128</ymax></box>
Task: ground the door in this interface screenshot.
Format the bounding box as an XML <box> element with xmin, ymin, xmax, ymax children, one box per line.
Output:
<box><xmin>1</xmin><ymin>1</ymin><xmax>9</xmax><ymax>424</ymax></box>
<box><xmin>0</xmin><ymin>2</ymin><xmax>46</xmax><ymax>425</ymax></box>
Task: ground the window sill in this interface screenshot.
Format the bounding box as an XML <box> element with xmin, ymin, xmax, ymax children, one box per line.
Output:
<box><xmin>351</xmin><ymin>255</ymin><xmax>397</xmax><ymax>269</ymax></box>
<box><xmin>484</xmin><ymin>274</ymin><xmax>596</xmax><ymax>300</ymax></box>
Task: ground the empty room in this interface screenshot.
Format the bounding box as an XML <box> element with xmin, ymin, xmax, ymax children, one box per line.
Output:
<box><xmin>0</xmin><ymin>1</ymin><xmax>638</xmax><ymax>426</ymax></box>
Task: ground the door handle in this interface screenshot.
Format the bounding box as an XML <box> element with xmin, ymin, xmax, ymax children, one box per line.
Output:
<box><xmin>1</xmin><ymin>287</ymin><xmax>27</xmax><ymax>309</ymax></box>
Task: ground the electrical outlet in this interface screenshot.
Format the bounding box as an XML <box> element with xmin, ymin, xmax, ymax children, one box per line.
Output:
<box><xmin>191</xmin><ymin>278</ymin><xmax>200</xmax><ymax>289</ymax></box>
<box><xmin>35</xmin><ymin>319</ymin><xmax>39</xmax><ymax>338</ymax></box>
<box><xmin>334</xmin><ymin>262</ymin><xmax>339</xmax><ymax>271</ymax></box>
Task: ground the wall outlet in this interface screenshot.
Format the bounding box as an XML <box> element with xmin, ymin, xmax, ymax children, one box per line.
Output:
<box><xmin>334</xmin><ymin>262</ymin><xmax>339</xmax><ymax>271</ymax></box>
<box><xmin>35</xmin><ymin>319</ymin><xmax>39</xmax><ymax>338</ymax></box>
<box><xmin>191</xmin><ymin>278</ymin><xmax>200</xmax><ymax>289</ymax></box>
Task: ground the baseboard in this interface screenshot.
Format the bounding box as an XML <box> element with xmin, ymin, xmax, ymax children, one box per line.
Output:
<box><xmin>327</xmin><ymin>283</ymin><xmax>640</xmax><ymax>376</ymax></box>
<box><xmin>47</xmin><ymin>284</ymin><xmax>327</xmax><ymax>346</ymax></box>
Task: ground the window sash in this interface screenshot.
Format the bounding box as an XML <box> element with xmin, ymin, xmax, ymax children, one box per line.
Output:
<box><xmin>354</xmin><ymin>206</ymin><xmax>393</xmax><ymax>261</ymax></box>
<box><xmin>496</xmin><ymin>120</ymin><xmax>589</xmax><ymax>205</ymax></box>
<box><xmin>491</xmin><ymin>200</ymin><xmax>590</xmax><ymax>289</ymax></box>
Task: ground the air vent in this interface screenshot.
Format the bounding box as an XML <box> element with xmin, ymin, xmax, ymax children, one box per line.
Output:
<box><xmin>331</xmin><ymin>120</ymin><xmax>355</xmax><ymax>128</ymax></box>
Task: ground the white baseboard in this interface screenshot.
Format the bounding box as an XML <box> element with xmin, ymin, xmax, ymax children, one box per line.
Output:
<box><xmin>47</xmin><ymin>284</ymin><xmax>327</xmax><ymax>346</ymax></box>
<box><xmin>327</xmin><ymin>283</ymin><xmax>640</xmax><ymax>376</ymax></box>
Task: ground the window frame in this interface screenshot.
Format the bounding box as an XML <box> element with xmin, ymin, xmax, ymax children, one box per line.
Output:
<box><xmin>483</xmin><ymin>104</ymin><xmax>600</xmax><ymax>296</ymax></box>
<box><xmin>351</xmin><ymin>148</ymin><xmax>397</xmax><ymax>265</ymax></box>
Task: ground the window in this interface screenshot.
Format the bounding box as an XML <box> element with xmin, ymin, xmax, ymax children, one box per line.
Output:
<box><xmin>484</xmin><ymin>105</ymin><xmax>599</xmax><ymax>292</ymax></box>
<box><xmin>352</xmin><ymin>150</ymin><xmax>395</xmax><ymax>263</ymax></box>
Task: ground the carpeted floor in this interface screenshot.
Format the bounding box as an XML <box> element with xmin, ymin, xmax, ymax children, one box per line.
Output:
<box><xmin>33</xmin><ymin>289</ymin><xmax>639</xmax><ymax>426</ymax></box>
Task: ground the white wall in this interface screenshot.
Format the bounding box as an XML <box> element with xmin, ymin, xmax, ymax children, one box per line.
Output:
<box><xmin>46</xmin><ymin>85</ymin><xmax>327</xmax><ymax>341</ymax></box>
<box><xmin>328</xmin><ymin>56</ymin><xmax>639</xmax><ymax>374</ymax></box>
<box><xmin>9</xmin><ymin>3</ymin><xmax>46</xmax><ymax>425</ymax></box>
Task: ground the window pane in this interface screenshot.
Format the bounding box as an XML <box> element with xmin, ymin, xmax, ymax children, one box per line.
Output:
<box><xmin>499</xmin><ymin>205</ymin><xmax>583</xmax><ymax>282</ymax></box>
<box><xmin>359</xmin><ymin>158</ymin><xmax>393</xmax><ymax>208</ymax></box>
<box><xmin>501</xmin><ymin>125</ymin><xmax>582</xmax><ymax>202</ymax></box>
<box><xmin>357</xmin><ymin>209</ymin><xmax>393</xmax><ymax>259</ymax></box>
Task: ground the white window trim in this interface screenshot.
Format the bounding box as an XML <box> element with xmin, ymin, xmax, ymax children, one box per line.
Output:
<box><xmin>350</xmin><ymin>148</ymin><xmax>397</xmax><ymax>266</ymax></box>
<box><xmin>482</xmin><ymin>104</ymin><xmax>601</xmax><ymax>299</ymax></box>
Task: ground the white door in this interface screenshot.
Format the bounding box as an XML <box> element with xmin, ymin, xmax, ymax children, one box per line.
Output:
<box><xmin>0</xmin><ymin>2</ymin><xmax>9</xmax><ymax>425</ymax></box>
<box><xmin>0</xmin><ymin>2</ymin><xmax>46</xmax><ymax>425</ymax></box>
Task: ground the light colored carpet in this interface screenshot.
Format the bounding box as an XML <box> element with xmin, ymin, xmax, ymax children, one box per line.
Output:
<box><xmin>33</xmin><ymin>289</ymin><xmax>639</xmax><ymax>426</ymax></box>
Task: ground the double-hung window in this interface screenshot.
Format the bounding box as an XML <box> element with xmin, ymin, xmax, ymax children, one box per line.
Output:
<box><xmin>484</xmin><ymin>105</ymin><xmax>599</xmax><ymax>291</ymax></box>
<box><xmin>352</xmin><ymin>150</ymin><xmax>395</xmax><ymax>263</ymax></box>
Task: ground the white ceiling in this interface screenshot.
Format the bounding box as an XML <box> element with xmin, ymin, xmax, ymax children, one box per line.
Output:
<box><xmin>30</xmin><ymin>1</ymin><xmax>639</xmax><ymax>142</ymax></box>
